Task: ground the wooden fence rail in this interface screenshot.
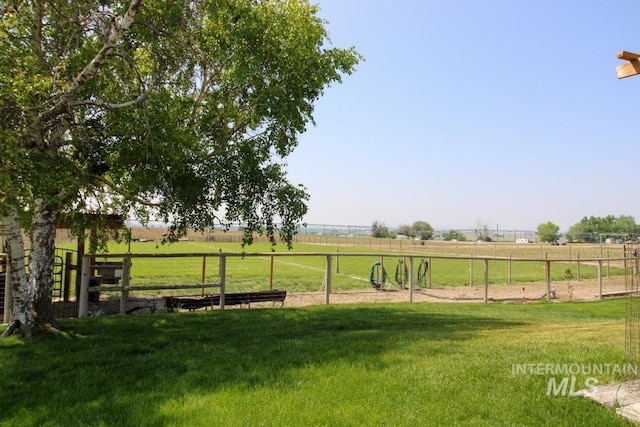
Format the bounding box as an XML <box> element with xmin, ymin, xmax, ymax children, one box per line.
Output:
<box><xmin>71</xmin><ymin>252</ymin><xmax>635</xmax><ymax>317</ymax></box>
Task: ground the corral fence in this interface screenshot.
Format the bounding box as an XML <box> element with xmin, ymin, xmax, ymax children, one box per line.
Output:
<box><xmin>75</xmin><ymin>250</ymin><xmax>635</xmax><ymax>316</ymax></box>
<box><xmin>2</xmin><ymin>249</ymin><xmax>638</xmax><ymax>321</ymax></box>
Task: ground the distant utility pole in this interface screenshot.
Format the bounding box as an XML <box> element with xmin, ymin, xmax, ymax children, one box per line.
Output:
<box><xmin>616</xmin><ymin>51</ymin><xmax>640</xmax><ymax>79</ymax></box>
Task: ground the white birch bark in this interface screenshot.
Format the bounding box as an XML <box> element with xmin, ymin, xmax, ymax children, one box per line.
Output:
<box><xmin>31</xmin><ymin>198</ymin><xmax>59</xmax><ymax>327</ymax></box>
<box><xmin>1</xmin><ymin>0</ymin><xmax>144</xmax><ymax>335</ymax></box>
<box><xmin>0</xmin><ymin>205</ymin><xmax>35</xmax><ymax>338</ymax></box>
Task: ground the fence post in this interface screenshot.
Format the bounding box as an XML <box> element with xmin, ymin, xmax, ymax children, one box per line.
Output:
<box><xmin>577</xmin><ymin>252</ymin><xmax>581</xmax><ymax>281</ymax></box>
<box><xmin>598</xmin><ymin>260</ymin><xmax>603</xmax><ymax>300</ymax></box>
<box><xmin>545</xmin><ymin>260</ymin><xmax>551</xmax><ymax>302</ymax></box>
<box><xmin>484</xmin><ymin>259</ymin><xmax>489</xmax><ymax>303</ymax></box>
<box><xmin>325</xmin><ymin>255</ymin><xmax>332</xmax><ymax>305</ymax></box>
<box><xmin>409</xmin><ymin>256</ymin><xmax>414</xmax><ymax>303</ymax></box>
<box><xmin>119</xmin><ymin>255</ymin><xmax>130</xmax><ymax>314</ymax></box>
<box><xmin>508</xmin><ymin>253</ymin><xmax>512</xmax><ymax>285</ymax></box>
<box><xmin>79</xmin><ymin>255</ymin><xmax>90</xmax><ymax>317</ymax></box>
<box><xmin>201</xmin><ymin>255</ymin><xmax>207</xmax><ymax>295</ymax></box>
<box><xmin>606</xmin><ymin>250</ymin><xmax>610</xmax><ymax>278</ymax></box>
<box><xmin>270</xmin><ymin>255</ymin><xmax>274</xmax><ymax>290</ymax></box>
<box><xmin>336</xmin><ymin>249</ymin><xmax>340</xmax><ymax>274</ymax></box>
<box><xmin>219</xmin><ymin>254</ymin><xmax>226</xmax><ymax>309</ymax></box>
<box><xmin>469</xmin><ymin>259</ymin><xmax>474</xmax><ymax>286</ymax></box>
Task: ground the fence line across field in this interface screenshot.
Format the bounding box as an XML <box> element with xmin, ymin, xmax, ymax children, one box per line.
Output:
<box><xmin>72</xmin><ymin>252</ymin><xmax>636</xmax><ymax>317</ymax></box>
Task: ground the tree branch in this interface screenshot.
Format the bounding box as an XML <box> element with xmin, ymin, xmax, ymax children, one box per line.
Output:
<box><xmin>28</xmin><ymin>0</ymin><xmax>144</xmax><ymax>146</ymax></box>
<box><xmin>90</xmin><ymin>175</ymin><xmax>166</xmax><ymax>208</ymax></box>
<box><xmin>72</xmin><ymin>90</ymin><xmax>149</xmax><ymax>110</ymax></box>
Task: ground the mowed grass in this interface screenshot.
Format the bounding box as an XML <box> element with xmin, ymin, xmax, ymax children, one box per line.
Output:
<box><xmin>0</xmin><ymin>299</ymin><xmax>634</xmax><ymax>426</ymax></box>
<box><xmin>54</xmin><ymin>240</ymin><xmax>622</xmax><ymax>296</ymax></box>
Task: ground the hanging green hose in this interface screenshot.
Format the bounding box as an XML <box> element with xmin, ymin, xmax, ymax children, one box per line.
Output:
<box><xmin>369</xmin><ymin>260</ymin><xmax>387</xmax><ymax>289</ymax></box>
<box><xmin>395</xmin><ymin>259</ymin><xmax>408</xmax><ymax>285</ymax></box>
<box><xmin>370</xmin><ymin>259</ymin><xmax>409</xmax><ymax>289</ymax></box>
<box><xmin>417</xmin><ymin>259</ymin><xmax>429</xmax><ymax>287</ymax></box>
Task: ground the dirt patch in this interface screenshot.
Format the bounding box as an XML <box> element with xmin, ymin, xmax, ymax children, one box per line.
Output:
<box><xmin>284</xmin><ymin>277</ymin><xmax>629</xmax><ymax>307</ymax></box>
<box><xmin>57</xmin><ymin>276</ymin><xmax>629</xmax><ymax>317</ymax></box>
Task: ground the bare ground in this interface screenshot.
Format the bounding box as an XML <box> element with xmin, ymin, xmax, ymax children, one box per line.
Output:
<box><xmin>56</xmin><ymin>276</ymin><xmax>629</xmax><ymax>317</ymax></box>
<box><xmin>283</xmin><ymin>276</ymin><xmax>629</xmax><ymax>307</ymax></box>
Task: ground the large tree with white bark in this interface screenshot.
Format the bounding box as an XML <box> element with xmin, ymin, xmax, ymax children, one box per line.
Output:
<box><xmin>0</xmin><ymin>0</ymin><xmax>361</xmax><ymax>338</ymax></box>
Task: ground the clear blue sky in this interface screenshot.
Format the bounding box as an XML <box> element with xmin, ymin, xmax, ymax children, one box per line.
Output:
<box><xmin>285</xmin><ymin>0</ymin><xmax>640</xmax><ymax>233</ymax></box>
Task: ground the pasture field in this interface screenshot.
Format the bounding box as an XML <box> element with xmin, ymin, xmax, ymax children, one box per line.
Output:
<box><xmin>54</xmin><ymin>239</ymin><xmax>625</xmax><ymax>298</ymax></box>
<box><xmin>0</xmin><ymin>299</ymin><xmax>633</xmax><ymax>426</ymax></box>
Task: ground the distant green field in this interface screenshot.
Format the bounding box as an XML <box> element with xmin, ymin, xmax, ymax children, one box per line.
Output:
<box><xmin>54</xmin><ymin>240</ymin><xmax>621</xmax><ymax>296</ymax></box>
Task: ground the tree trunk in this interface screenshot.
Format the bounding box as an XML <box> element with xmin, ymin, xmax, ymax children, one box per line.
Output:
<box><xmin>31</xmin><ymin>198</ymin><xmax>59</xmax><ymax>328</ymax></box>
<box><xmin>0</xmin><ymin>204</ymin><xmax>35</xmax><ymax>339</ymax></box>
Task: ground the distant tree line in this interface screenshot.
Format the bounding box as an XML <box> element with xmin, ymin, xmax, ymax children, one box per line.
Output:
<box><xmin>538</xmin><ymin>215</ymin><xmax>639</xmax><ymax>243</ymax></box>
<box><xmin>372</xmin><ymin>214</ymin><xmax>640</xmax><ymax>244</ymax></box>
<box><xmin>565</xmin><ymin>215</ymin><xmax>638</xmax><ymax>243</ymax></box>
<box><xmin>372</xmin><ymin>220</ymin><xmax>467</xmax><ymax>241</ymax></box>
<box><xmin>372</xmin><ymin>220</ymin><xmax>435</xmax><ymax>240</ymax></box>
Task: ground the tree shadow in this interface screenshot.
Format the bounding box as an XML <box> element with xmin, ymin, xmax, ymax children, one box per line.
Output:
<box><xmin>0</xmin><ymin>305</ymin><xmax>526</xmax><ymax>425</ymax></box>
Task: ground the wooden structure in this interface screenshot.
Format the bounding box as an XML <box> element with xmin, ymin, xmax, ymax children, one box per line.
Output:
<box><xmin>617</xmin><ymin>51</ymin><xmax>640</xmax><ymax>79</ymax></box>
<box><xmin>57</xmin><ymin>213</ymin><xmax>125</xmax><ymax>262</ymax></box>
<box><xmin>57</xmin><ymin>214</ymin><xmax>125</xmax><ymax>302</ymax></box>
<box><xmin>165</xmin><ymin>290</ymin><xmax>288</xmax><ymax>311</ymax></box>
<box><xmin>1</xmin><ymin>214</ymin><xmax>125</xmax><ymax>322</ymax></box>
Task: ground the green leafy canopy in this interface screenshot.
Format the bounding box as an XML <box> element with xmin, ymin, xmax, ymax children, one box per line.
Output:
<box><xmin>1</xmin><ymin>0</ymin><xmax>362</xmax><ymax>247</ymax></box>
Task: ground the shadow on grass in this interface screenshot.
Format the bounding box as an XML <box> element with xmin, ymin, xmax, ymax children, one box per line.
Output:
<box><xmin>0</xmin><ymin>305</ymin><xmax>525</xmax><ymax>426</ymax></box>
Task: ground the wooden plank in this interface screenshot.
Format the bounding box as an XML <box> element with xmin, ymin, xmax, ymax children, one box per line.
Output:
<box><xmin>618</xmin><ymin>50</ymin><xmax>640</xmax><ymax>61</ymax></box>
<box><xmin>105</xmin><ymin>283</ymin><xmax>221</xmax><ymax>291</ymax></box>
<box><xmin>57</xmin><ymin>213</ymin><xmax>124</xmax><ymax>229</ymax></box>
<box><xmin>598</xmin><ymin>290</ymin><xmax>640</xmax><ymax>297</ymax></box>
<box><xmin>617</xmin><ymin>60</ymin><xmax>640</xmax><ymax>79</ymax></box>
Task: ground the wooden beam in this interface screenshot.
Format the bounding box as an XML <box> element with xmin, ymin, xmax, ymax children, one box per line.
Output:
<box><xmin>618</xmin><ymin>50</ymin><xmax>640</xmax><ymax>61</ymax></box>
<box><xmin>57</xmin><ymin>213</ymin><xmax>124</xmax><ymax>229</ymax></box>
<box><xmin>617</xmin><ymin>60</ymin><xmax>640</xmax><ymax>79</ymax></box>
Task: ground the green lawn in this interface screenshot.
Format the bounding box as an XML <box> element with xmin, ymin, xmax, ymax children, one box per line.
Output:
<box><xmin>0</xmin><ymin>299</ymin><xmax>635</xmax><ymax>426</ymax></box>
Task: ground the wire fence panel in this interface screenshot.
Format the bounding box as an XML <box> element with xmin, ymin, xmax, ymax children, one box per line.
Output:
<box><xmin>38</xmin><ymin>238</ymin><xmax>635</xmax><ymax>317</ymax></box>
